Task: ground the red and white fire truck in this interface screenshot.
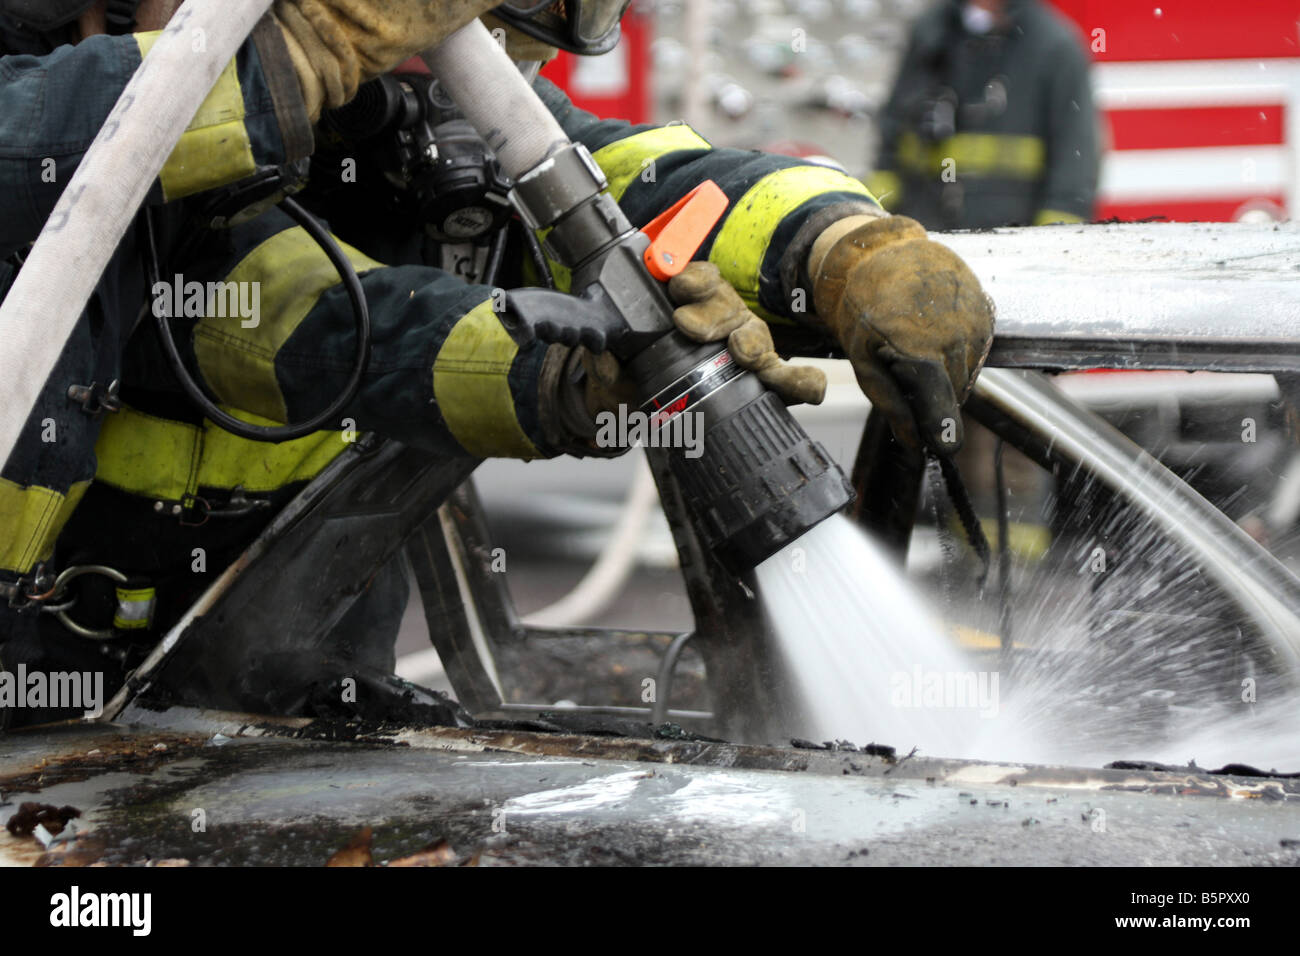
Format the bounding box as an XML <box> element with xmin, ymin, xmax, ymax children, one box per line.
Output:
<box><xmin>1052</xmin><ymin>0</ymin><xmax>1300</xmax><ymax>222</ymax></box>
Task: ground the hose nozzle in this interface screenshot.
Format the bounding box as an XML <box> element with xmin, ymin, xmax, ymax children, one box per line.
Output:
<box><xmin>426</xmin><ymin>19</ymin><xmax>853</xmax><ymax>573</ymax></box>
<box><xmin>629</xmin><ymin>335</ymin><xmax>853</xmax><ymax>573</ymax></box>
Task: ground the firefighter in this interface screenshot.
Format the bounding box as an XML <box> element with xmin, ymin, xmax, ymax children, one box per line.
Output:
<box><xmin>868</xmin><ymin>0</ymin><xmax>1100</xmax><ymax>229</ymax></box>
<box><xmin>0</xmin><ymin>0</ymin><xmax>993</xmax><ymax>725</ymax></box>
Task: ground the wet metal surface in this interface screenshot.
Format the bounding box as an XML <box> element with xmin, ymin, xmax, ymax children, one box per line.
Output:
<box><xmin>944</xmin><ymin>222</ymin><xmax>1300</xmax><ymax>373</ymax></box>
<box><xmin>3</xmin><ymin>712</ymin><xmax>1300</xmax><ymax>866</ymax></box>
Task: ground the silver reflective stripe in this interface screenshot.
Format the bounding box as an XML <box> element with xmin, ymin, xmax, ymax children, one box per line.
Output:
<box><xmin>114</xmin><ymin>587</ymin><xmax>156</xmax><ymax>631</ymax></box>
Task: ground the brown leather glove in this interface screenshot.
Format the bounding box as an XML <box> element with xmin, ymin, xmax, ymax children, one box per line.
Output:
<box><xmin>808</xmin><ymin>214</ymin><xmax>994</xmax><ymax>452</ymax></box>
<box><xmin>580</xmin><ymin>348</ymin><xmax>638</xmax><ymax>423</ymax></box>
<box><xmin>274</xmin><ymin>0</ymin><xmax>500</xmax><ymax>120</ymax></box>
<box><xmin>668</xmin><ymin>261</ymin><xmax>826</xmax><ymax>406</ymax></box>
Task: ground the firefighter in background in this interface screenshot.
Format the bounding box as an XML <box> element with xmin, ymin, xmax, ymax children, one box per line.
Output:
<box><xmin>869</xmin><ymin>0</ymin><xmax>1100</xmax><ymax>229</ymax></box>
<box><xmin>0</xmin><ymin>0</ymin><xmax>993</xmax><ymax>725</ymax></box>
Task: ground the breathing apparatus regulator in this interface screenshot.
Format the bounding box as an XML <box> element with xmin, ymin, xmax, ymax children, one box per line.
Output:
<box><xmin>318</xmin><ymin>71</ymin><xmax>516</xmax><ymax>247</ymax></box>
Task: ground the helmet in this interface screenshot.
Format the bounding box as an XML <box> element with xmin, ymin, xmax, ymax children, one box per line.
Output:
<box><xmin>492</xmin><ymin>0</ymin><xmax>632</xmax><ymax>56</ymax></box>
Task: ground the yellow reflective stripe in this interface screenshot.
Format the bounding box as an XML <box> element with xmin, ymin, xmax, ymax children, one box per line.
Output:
<box><xmin>198</xmin><ymin>407</ymin><xmax>350</xmax><ymax>492</ymax></box>
<box><xmin>94</xmin><ymin>406</ymin><xmax>201</xmax><ymax>501</ymax></box>
<box><xmin>948</xmin><ymin>133</ymin><xmax>1044</xmax><ymax>178</ymax></box>
<box><xmin>1034</xmin><ymin>209</ymin><xmax>1085</xmax><ymax>225</ymax></box>
<box><xmin>591</xmin><ymin>124</ymin><xmax>712</xmax><ymax>202</ymax></box>
<box><xmin>192</xmin><ymin>227</ymin><xmax>383</xmax><ymax>424</ymax></box>
<box><xmin>896</xmin><ymin>131</ymin><xmax>929</xmax><ymax>175</ymax></box>
<box><xmin>709</xmin><ymin>164</ymin><xmax>871</xmax><ymax>316</ymax></box>
<box><xmin>136</xmin><ymin>31</ymin><xmax>257</xmax><ymax>201</ymax></box>
<box><xmin>94</xmin><ymin>405</ymin><xmax>349</xmax><ymax>500</ymax></box>
<box><xmin>433</xmin><ymin>300</ymin><xmax>540</xmax><ymax>459</ymax></box>
<box><xmin>113</xmin><ymin>587</ymin><xmax>156</xmax><ymax>630</ymax></box>
<box><xmin>0</xmin><ymin>479</ymin><xmax>91</xmax><ymax>574</ymax></box>
<box><xmin>897</xmin><ymin>131</ymin><xmax>1046</xmax><ymax>179</ymax></box>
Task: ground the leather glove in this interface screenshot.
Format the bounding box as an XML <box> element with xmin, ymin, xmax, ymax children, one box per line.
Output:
<box><xmin>580</xmin><ymin>348</ymin><xmax>638</xmax><ymax>424</ymax></box>
<box><xmin>808</xmin><ymin>214</ymin><xmax>994</xmax><ymax>452</ymax></box>
<box><xmin>274</xmin><ymin>0</ymin><xmax>500</xmax><ymax>120</ymax></box>
<box><xmin>668</xmin><ymin>261</ymin><xmax>826</xmax><ymax>406</ymax></box>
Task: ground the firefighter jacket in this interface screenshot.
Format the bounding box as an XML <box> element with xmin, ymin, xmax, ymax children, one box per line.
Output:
<box><xmin>870</xmin><ymin>0</ymin><xmax>1099</xmax><ymax>229</ymax></box>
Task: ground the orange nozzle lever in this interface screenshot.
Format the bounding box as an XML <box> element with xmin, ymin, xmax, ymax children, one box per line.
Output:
<box><xmin>640</xmin><ymin>181</ymin><xmax>729</xmax><ymax>282</ymax></box>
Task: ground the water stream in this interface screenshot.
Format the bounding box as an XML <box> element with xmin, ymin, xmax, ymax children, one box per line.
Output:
<box><xmin>757</xmin><ymin>514</ymin><xmax>1300</xmax><ymax>770</ymax></box>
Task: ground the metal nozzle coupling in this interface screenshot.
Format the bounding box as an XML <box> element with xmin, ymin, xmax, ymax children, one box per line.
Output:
<box><xmin>630</xmin><ymin>334</ymin><xmax>854</xmax><ymax>574</ymax></box>
<box><xmin>503</xmin><ymin>150</ymin><xmax>856</xmax><ymax>572</ymax></box>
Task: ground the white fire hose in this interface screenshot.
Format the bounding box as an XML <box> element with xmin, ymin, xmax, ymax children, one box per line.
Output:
<box><xmin>422</xmin><ymin>20</ymin><xmax>570</xmax><ymax>182</ymax></box>
<box><xmin>0</xmin><ymin>0</ymin><xmax>275</xmax><ymax>472</ymax></box>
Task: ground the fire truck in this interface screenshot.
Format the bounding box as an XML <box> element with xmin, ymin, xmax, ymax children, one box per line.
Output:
<box><xmin>541</xmin><ymin>1</ymin><xmax>653</xmax><ymax>129</ymax></box>
<box><xmin>1052</xmin><ymin>0</ymin><xmax>1300</xmax><ymax>222</ymax></box>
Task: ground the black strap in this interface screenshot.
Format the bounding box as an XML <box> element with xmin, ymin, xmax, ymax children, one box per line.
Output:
<box><xmin>0</xmin><ymin>0</ymin><xmax>96</xmax><ymax>32</ymax></box>
<box><xmin>0</xmin><ymin>0</ymin><xmax>140</xmax><ymax>55</ymax></box>
<box><xmin>103</xmin><ymin>0</ymin><xmax>139</xmax><ymax>33</ymax></box>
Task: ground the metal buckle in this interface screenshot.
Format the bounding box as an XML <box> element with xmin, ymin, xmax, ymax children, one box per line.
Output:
<box><xmin>40</xmin><ymin>565</ymin><xmax>130</xmax><ymax>641</ymax></box>
<box><xmin>175</xmin><ymin>487</ymin><xmax>272</xmax><ymax>527</ymax></box>
<box><xmin>66</xmin><ymin>379</ymin><xmax>122</xmax><ymax>417</ymax></box>
<box><xmin>1</xmin><ymin>566</ymin><xmax>56</xmax><ymax>612</ymax></box>
<box><xmin>205</xmin><ymin>486</ymin><xmax>273</xmax><ymax>520</ymax></box>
